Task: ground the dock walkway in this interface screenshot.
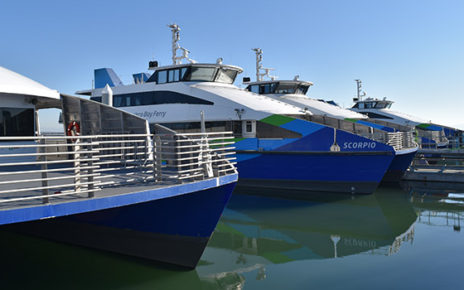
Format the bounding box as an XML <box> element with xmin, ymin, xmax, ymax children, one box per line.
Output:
<box><xmin>403</xmin><ymin>149</ymin><xmax>464</xmax><ymax>183</ymax></box>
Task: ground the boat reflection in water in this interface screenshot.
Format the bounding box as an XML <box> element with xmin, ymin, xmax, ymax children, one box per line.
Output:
<box><xmin>402</xmin><ymin>181</ymin><xmax>464</xmax><ymax>232</ymax></box>
<box><xmin>197</xmin><ymin>188</ymin><xmax>418</xmax><ymax>287</ymax></box>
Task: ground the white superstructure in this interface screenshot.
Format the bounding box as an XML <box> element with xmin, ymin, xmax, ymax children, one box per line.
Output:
<box><xmin>77</xmin><ymin>25</ymin><xmax>306</xmax><ymax>138</ymax></box>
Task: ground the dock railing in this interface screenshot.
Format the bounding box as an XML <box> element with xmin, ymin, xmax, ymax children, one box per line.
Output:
<box><xmin>0</xmin><ymin>132</ymin><xmax>236</xmax><ymax>207</ymax></box>
<box><xmin>408</xmin><ymin>151</ymin><xmax>464</xmax><ymax>173</ymax></box>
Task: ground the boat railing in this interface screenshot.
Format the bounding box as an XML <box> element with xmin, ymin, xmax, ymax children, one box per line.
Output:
<box><xmin>304</xmin><ymin>115</ymin><xmax>417</xmax><ymax>151</ymax></box>
<box><xmin>0</xmin><ymin>132</ymin><xmax>236</xmax><ymax>207</ymax></box>
<box><xmin>417</xmin><ymin>130</ymin><xmax>449</xmax><ymax>148</ymax></box>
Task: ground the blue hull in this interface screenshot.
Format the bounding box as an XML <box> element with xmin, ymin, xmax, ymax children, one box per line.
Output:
<box><xmin>236</xmin><ymin>151</ymin><xmax>394</xmax><ymax>195</ymax></box>
<box><xmin>383</xmin><ymin>149</ymin><xmax>418</xmax><ymax>183</ymax></box>
<box><xmin>3</xmin><ymin>176</ymin><xmax>237</xmax><ymax>268</ymax></box>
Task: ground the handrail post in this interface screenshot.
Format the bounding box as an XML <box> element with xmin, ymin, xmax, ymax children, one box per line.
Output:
<box><xmin>87</xmin><ymin>137</ymin><xmax>95</xmax><ymax>198</ymax></box>
<box><xmin>154</xmin><ymin>135</ymin><xmax>162</xmax><ymax>182</ymax></box>
<box><xmin>74</xmin><ymin>138</ymin><xmax>81</xmax><ymax>193</ymax></box>
<box><xmin>40</xmin><ymin>138</ymin><xmax>49</xmax><ymax>204</ymax></box>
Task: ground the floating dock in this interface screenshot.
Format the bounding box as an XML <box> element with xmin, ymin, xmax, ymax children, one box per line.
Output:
<box><xmin>403</xmin><ymin>149</ymin><xmax>464</xmax><ymax>183</ymax></box>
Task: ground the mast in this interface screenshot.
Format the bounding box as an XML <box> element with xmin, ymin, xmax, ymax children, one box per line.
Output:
<box><xmin>168</xmin><ymin>24</ymin><xmax>196</xmax><ymax>65</ymax></box>
<box><xmin>354</xmin><ymin>79</ymin><xmax>366</xmax><ymax>101</ymax></box>
<box><xmin>252</xmin><ymin>48</ymin><xmax>276</xmax><ymax>82</ymax></box>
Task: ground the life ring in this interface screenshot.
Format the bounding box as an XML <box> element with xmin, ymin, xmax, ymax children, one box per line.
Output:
<box><xmin>67</xmin><ymin>121</ymin><xmax>80</xmax><ymax>141</ymax></box>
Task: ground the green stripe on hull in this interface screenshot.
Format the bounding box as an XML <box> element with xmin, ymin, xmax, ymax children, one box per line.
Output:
<box><xmin>260</xmin><ymin>115</ymin><xmax>295</xmax><ymax>127</ymax></box>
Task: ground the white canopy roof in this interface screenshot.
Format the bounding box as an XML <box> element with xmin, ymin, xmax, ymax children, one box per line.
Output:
<box><xmin>0</xmin><ymin>66</ymin><xmax>60</xmax><ymax>99</ymax></box>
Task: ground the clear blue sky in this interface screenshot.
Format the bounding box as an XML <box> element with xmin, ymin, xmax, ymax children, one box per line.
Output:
<box><xmin>1</xmin><ymin>0</ymin><xmax>463</xmax><ymax>130</ymax></box>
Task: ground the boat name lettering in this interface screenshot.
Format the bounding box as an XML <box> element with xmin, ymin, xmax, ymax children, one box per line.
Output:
<box><xmin>343</xmin><ymin>141</ymin><xmax>376</xmax><ymax>149</ymax></box>
<box><xmin>135</xmin><ymin>111</ymin><xmax>167</xmax><ymax>119</ymax></box>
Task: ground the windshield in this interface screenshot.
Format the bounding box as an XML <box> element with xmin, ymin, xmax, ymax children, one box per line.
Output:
<box><xmin>150</xmin><ymin>65</ymin><xmax>240</xmax><ymax>84</ymax></box>
<box><xmin>216</xmin><ymin>69</ymin><xmax>238</xmax><ymax>84</ymax></box>
<box><xmin>187</xmin><ymin>67</ymin><xmax>217</xmax><ymax>81</ymax></box>
<box><xmin>275</xmin><ymin>83</ymin><xmax>297</xmax><ymax>94</ymax></box>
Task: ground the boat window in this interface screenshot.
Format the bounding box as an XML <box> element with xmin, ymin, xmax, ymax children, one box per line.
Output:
<box><xmin>363</xmin><ymin>112</ymin><xmax>394</xmax><ymax>119</ymax></box>
<box><xmin>259</xmin><ymin>84</ymin><xmax>273</xmax><ymax>94</ymax></box>
<box><xmin>157</xmin><ymin>70</ymin><xmax>168</xmax><ymax>84</ymax></box>
<box><xmin>187</xmin><ymin>67</ymin><xmax>217</xmax><ymax>81</ymax></box>
<box><xmin>358</xmin><ymin>103</ymin><xmax>364</xmax><ymax>109</ymax></box>
<box><xmin>169</xmin><ymin>69</ymin><xmax>180</xmax><ymax>82</ymax></box>
<box><xmin>375</xmin><ymin>102</ymin><xmax>388</xmax><ymax>109</ymax></box>
<box><xmin>215</xmin><ymin>69</ymin><xmax>238</xmax><ymax>84</ymax></box>
<box><xmin>295</xmin><ymin>85</ymin><xmax>309</xmax><ymax>95</ymax></box>
<box><xmin>248</xmin><ymin>85</ymin><xmax>259</xmax><ymax>94</ymax></box>
<box><xmin>113</xmin><ymin>91</ymin><xmax>214</xmax><ymax>107</ymax></box>
<box><xmin>364</xmin><ymin>102</ymin><xmax>376</xmax><ymax>109</ymax></box>
<box><xmin>275</xmin><ymin>83</ymin><xmax>297</xmax><ymax>94</ymax></box>
<box><xmin>246</xmin><ymin>121</ymin><xmax>252</xmax><ymax>132</ymax></box>
<box><xmin>0</xmin><ymin>107</ymin><xmax>34</xmax><ymax>137</ymax></box>
<box><xmin>180</xmin><ymin>67</ymin><xmax>188</xmax><ymax>80</ymax></box>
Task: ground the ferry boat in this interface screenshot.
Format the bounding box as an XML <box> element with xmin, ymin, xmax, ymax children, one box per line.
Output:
<box><xmin>350</xmin><ymin>80</ymin><xmax>462</xmax><ymax>148</ymax></box>
<box><xmin>243</xmin><ymin>49</ymin><xmax>418</xmax><ymax>183</ymax></box>
<box><xmin>77</xmin><ymin>24</ymin><xmax>397</xmax><ymax>195</ymax></box>
<box><xmin>0</xmin><ymin>66</ymin><xmax>238</xmax><ymax>268</ymax></box>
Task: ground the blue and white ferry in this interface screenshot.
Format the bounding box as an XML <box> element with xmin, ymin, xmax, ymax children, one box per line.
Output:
<box><xmin>0</xmin><ymin>66</ymin><xmax>238</xmax><ymax>268</ymax></box>
<box><xmin>242</xmin><ymin>49</ymin><xmax>418</xmax><ymax>183</ymax></box>
<box><xmin>350</xmin><ymin>80</ymin><xmax>462</xmax><ymax>148</ymax></box>
<box><xmin>78</xmin><ymin>24</ymin><xmax>397</xmax><ymax>195</ymax></box>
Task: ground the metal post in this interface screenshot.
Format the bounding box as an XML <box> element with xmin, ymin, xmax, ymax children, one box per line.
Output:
<box><xmin>74</xmin><ymin>139</ymin><xmax>81</xmax><ymax>193</ymax></box>
<box><xmin>40</xmin><ymin>139</ymin><xmax>49</xmax><ymax>204</ymax></box>
<box><xmin>87</xmin><ymin>137</ymin><xmax>94</xmax><ymax>198</ymax></box>
<box><xmin>154</xmin><ymin>135</ymin><xmax>162</xmax><ymax>182</ymax></box>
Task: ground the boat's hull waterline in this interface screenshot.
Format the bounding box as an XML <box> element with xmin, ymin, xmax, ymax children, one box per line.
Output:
<box><xmin>2</xmin><ymin>176</ymin><xmax>237</xmax><ymax>269</ymax></box>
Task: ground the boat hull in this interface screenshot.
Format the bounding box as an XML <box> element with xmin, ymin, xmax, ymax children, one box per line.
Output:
<box><xmin>383</xmin><ymin>148</ymin><xmax>418</xmax><ymax>183</ymax></box>
<box><xmin>3</xmin><ymin>180</ymin><xmax>237</xmax><ymax>269</ymax></box>
<box><xmin>236</xmin><ymin>151</ymin><xmax>393</xmax><ymax>195</ymax></box>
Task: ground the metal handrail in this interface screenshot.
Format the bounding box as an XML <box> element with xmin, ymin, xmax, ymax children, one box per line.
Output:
<box><xmin>0</xmin><ymin>131</ymin><xmax>236</xmax><ymax>207</ymax></box>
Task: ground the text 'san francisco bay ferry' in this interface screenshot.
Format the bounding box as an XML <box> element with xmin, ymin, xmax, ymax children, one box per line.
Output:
<box><xmin>78</xmin><ymin>24</ymin><xmax>398</xmax><ymax>196</ymax></box>
<box><xmin>0</xmin><ymin>66</ymin><xmax>237</xmax><ymax>268</ymax></box>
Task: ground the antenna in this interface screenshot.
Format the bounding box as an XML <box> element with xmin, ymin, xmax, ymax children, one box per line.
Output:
<box><xmin>354</xmin><ymin>79</ymin><xmax>366</xmax><ymax>101</ymax></box>
<box><xmin>168</xmin><ymin>23</ymin><xmax>196</xmax><ymax>65</ymax></box>
<box><xmin>252</xmin><ymin>48</ymin><xmax>277</xmax><ymax>82</ymax></box>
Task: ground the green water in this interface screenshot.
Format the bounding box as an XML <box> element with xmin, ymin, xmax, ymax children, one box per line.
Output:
<box><xmin>1</xmin><ymin>183</ymin><xmax>464</xmax><ymax>289</ymax></box>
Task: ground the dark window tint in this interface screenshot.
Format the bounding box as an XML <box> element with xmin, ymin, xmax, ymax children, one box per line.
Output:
<box><xmin>113</xmin><ymin>91</ymin><xmax>214</xmax><ymax>107</ymax></box>
<box><xmin>363</xmin><ymin>112</ymin><xmax>394</xmax><ymax>119</ymax></box>
<box><xmin>0</xmin><ymin>107</ymin><xmax>34</xmax><ymax>138</ymax></box>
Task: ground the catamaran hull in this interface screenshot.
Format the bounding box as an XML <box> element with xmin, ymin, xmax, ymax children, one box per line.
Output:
<box><xmin>235</xmin><ymin>151</ymin><xmax>394</xmax><ymax>195</ymax></box>
<box><xmin>3</xmin><ymin>180</ymin><xmax>236</xmax><ymax>269</ymax></box>
<box><xmin>383</xmin><ymin>148</ymin><xmax>418</xmax><ymax>183</ymax></box>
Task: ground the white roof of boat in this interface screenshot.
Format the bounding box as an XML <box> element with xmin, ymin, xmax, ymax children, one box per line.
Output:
<box><xmin>281</xmin><ymin>94</ymin><xmax>367</xmax><ymax>119</ymax></box>
<box><xmin>0</xmin><ymin>66</ymin><xmax>60</xmax><ymax>99</ymax></box>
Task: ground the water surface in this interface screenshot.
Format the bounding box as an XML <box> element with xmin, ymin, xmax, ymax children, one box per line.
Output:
<box><xmin>1</xmin><ymin>182</ymin><xmax>463</xmax><ymax>289</ymax></box>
